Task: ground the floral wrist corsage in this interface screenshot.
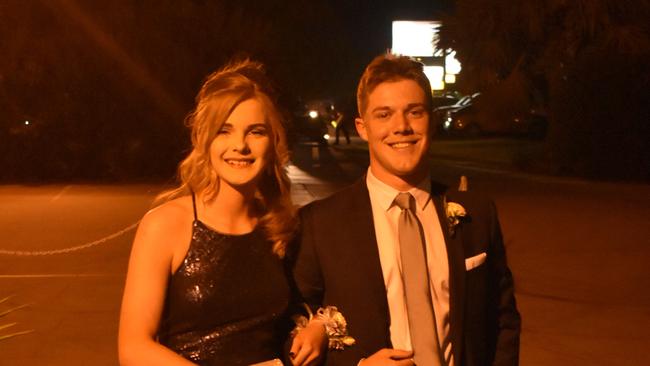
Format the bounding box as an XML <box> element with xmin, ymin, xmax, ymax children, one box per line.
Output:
<box><xmin>292</xmin><ymin>304</ymin><xmax>356</xmax><ymax>350</ymax></box>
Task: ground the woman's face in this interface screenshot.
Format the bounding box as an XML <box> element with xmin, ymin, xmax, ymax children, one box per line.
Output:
<box><xmin>209</xmin><ymin>98</ymin><xmax>272</xmax><ymax>190</ymax></box>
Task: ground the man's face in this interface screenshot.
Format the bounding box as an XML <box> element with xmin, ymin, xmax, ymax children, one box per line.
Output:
<box><xmin>355</xmin><ymin>79</ymin><xmax>431</xmax><ymax>188</ymax></box>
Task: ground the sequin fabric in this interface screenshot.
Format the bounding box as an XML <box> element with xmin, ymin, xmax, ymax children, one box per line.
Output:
<box><xmin>158</xmin><ymin>220</ymin><xmax>291</xmax><ymax>365</ymax></box>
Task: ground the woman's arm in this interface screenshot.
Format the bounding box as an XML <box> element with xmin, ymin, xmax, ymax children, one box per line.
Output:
<box><xmin>118</xmin><ymin>206</ymin><xmax>195</xmax><ymax>366</ymax></box>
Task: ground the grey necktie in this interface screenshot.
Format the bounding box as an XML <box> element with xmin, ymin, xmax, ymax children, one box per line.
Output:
<box><xmin>394</xmin><ymin>192</ymin><xmax>442</xmax><ymax>366</ymax></box>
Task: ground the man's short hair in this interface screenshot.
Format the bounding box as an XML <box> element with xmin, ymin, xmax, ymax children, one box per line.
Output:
<box><xmin>356</xmin><ymin>54</ymin><xmax>433</xmax><ymax>116</ymax></box>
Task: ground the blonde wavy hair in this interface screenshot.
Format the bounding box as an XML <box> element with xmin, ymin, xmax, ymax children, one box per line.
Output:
<box><xmin>159</xmin><ymin>59</ymin><xmax>296</xmax><ymax>257</ymax></box>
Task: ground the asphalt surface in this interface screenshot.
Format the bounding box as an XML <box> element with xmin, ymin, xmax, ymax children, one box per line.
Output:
<box><xmin>1</xmin><ymin>138</ymin><xmax>649</xmax><ymax>365</ymax></box>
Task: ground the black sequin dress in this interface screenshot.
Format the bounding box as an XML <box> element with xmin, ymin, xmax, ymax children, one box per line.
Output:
<box><xmin>157</xmin><ymin>195</ymin><xmax>291</xmax><ymax>365</ymax></box>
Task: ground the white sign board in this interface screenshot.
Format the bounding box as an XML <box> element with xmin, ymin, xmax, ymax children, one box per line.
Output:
<box><xmin>392</xmin><ymin>21</ymin><xmax>440</xmax><ymax>57</ymax></box>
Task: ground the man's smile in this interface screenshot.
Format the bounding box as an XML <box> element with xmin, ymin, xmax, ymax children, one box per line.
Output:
<box><xmin>386</xmin><ymin>138</ymin><xmax>420</xmax><ymax>149</ymax></box>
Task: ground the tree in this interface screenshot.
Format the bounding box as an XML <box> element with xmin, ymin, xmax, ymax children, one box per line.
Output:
<box><xmin>0</xmin><ymin>0</ymin><xmax>355</xmax><ymax>180</ymax></box>
<box><xmin>439</xmin><ymin>0</ymin><xmax>650</xmax><ymax>179</ymax></box>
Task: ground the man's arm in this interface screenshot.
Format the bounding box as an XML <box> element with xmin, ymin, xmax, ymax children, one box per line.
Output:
<box><xmin>284</xmin><ymin>206</ymin><xmax>327</xmax><ymax>365</ymax></box>
<box><xmin>292</xmin><ymin>205</ymin><xmax>325</xmax><ymax>309</ymax></box>
<box><xmin>488</xmin><ymin>200</ymin><xmax>521</xmax><ymax>366</ymax></box>
<box><xmin>291</xmin><ymin>204</ymin><xmax>376</xmax><ymax>366</ymax></box>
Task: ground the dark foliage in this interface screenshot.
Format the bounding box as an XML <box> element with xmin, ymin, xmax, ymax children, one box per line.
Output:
<box><xmin>439</xmin><ymin>0</ymin><xmax>650</xmax><ymax>180</ymax></box>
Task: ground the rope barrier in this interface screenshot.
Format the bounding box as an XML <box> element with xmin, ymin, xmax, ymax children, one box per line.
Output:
<box><xmin>0</xmin><ymin>221</ymin><xmax>140</xmax><ymax>256</ymax></box>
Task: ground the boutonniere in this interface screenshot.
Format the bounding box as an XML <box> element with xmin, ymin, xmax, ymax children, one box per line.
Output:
<box><xmin>444</xmin><ymin>196</ymin><xmax>467</xmax><ymax>235</ymax></box>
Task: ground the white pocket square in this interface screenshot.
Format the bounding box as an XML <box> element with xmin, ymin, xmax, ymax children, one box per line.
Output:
<box><xmin>465</xmin><ymin>252</ymin><xmax>487</xmax><ymax>271</ymax></box>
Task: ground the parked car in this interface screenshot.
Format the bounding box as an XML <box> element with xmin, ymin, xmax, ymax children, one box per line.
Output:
<box><xmin>441</xmin><ymin>103</ymin><xmax>482</xmax><ymax>136</ymax></box>
<box><xmin>442</xmin><ymin>102</ymin><xmax>548</xmax><ymax>139</ymax></box>
<box><xmin>432</xmin><ymin>92</ymin><xmax>481</xmax><ymax>129</ymax></box>
<box><xmin>433</xmin><ymin>92</ymin><xmax>480</xmax><ymax>114</ymax></box>
<box><xmin>510</xmin><ymin>109</ymin><xmax>548</xmax><ymax>139</ymax></box>
<box><xmin>431</xmin><ymin>95</ymin><xmax>459</xmax><ymax>109</ymax></box>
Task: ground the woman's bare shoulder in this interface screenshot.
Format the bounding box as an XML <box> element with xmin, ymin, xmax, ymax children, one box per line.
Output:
<box><xmin>139</xmin><ymin>196</ymin><xmax>194</xmax><ymax>236</ymax></box>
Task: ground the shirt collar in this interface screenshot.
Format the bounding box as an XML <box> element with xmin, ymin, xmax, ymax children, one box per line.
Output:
<box><xmin>366</xmin><ymin>167</ymin><xmax>432</xmax><ymax>212</ymax></box>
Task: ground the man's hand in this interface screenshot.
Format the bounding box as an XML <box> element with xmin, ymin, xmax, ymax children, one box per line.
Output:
<box><xmin>359</xmin><ymin>349</ymin><xmax>414</xmax><ymax>366</ymax></box>
<box><xmin>290</xmin><ymin>320</ymin><xmax>328</xmax><ymax>366</ymax></box>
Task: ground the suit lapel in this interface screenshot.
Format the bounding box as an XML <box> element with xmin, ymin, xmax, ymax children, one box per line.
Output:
<box><xmin>343</xmin><ymin>178</ymin><xmax>468</xmax><ymax>353</ymax></box>
<box><xmin>346</xmin><ymin>178</ymin><xmax>392</xmax><ymax>347</ymax></box>
<box><xmin>431</xmin><ymin>182</ymin><xmax>465</xmax><ymax>363</ymax></box>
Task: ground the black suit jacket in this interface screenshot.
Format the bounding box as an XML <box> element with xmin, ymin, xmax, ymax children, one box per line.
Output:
<box><xmin>291</xmin><ymin>177</ymin><xmax>520</xmax><ymax>366</ymax></box>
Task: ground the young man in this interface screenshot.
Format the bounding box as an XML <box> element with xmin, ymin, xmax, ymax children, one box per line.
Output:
<box><xmin>293</xmin><ymin>54</ymin><xmax>520</xmax><ymax>366</ymax></box>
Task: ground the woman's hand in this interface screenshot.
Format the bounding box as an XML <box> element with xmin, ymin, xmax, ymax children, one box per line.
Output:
<box><xmin>289</xmin><ymin>319</ymin><xmax>328</xmax><ymax>366</ymax></box>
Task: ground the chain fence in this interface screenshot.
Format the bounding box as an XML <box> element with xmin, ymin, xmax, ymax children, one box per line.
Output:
<box><xmin>0</xmin><ymin>221</ymin><xmax>140</xmax><ymax>256</ymax></box>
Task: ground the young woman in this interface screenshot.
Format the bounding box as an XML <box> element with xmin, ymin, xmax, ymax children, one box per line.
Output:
<box><xmin>118</xmin><ymin>60</ymin><xmax>325</xmax><ymax>365</ymax></box>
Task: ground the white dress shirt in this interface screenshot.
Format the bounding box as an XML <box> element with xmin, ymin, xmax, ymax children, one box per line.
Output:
<box><xmin>366</xmin><ymin>168</ymin><xmax>454</xmax><ymax>366</ymax></box>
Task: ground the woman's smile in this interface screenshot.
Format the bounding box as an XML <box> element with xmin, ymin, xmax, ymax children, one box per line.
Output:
<box><xmin>224</xmin><ymin>158</ymin><xmax>255</xmax><ymax>168</ymax></box>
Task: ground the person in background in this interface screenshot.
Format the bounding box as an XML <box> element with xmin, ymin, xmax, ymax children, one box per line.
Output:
<box><xmin>334</xmin><ymin>109</ymin><xmax>350</xmax><ymax>145</ymax></box>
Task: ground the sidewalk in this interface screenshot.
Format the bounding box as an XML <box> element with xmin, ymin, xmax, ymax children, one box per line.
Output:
<box><xmin>2</xmin><ymin>140</ymin><xmax>648</xmax><ymax>365</ymax></box>
<box><xmin>0</xmin><ymin>171</ymin><xmax>348</xmax><ymax>366</ymax></box>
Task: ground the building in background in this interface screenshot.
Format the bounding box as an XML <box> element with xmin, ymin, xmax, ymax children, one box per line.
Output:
<box><xmin>391</xmin><ymin>20</ymin><xmax>461</xmax><ymax>92</ymax></box>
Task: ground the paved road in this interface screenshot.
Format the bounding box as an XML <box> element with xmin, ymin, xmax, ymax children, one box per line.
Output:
<box><xmin>1</xmin><ymin>140</ymin><xmax>649</xmax><ymax>365</ymax></box>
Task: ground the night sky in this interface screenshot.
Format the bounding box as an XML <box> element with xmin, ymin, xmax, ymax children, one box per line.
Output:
<box><xmin>3</xmin><ymin>0</ymin><xmax>450</xmax><ymax>110</ymax></box>
<box><xmin>281</xmin><ymin>0</ymin><xmax>450</xmax><ymax>98</ymax></box>
<box><xmin>0</xmin><ymin>0</ymin><xmax>450</xmax><ymax>179</ymax></box>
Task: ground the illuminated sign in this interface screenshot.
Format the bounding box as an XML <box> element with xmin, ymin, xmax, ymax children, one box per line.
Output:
<box><xmin>392</xmin><ymin>20</ymin><xmax>461</xmax><ymax>89</ymax></box>
<box><xmin>392</xmin><ymin>21</ymin><xmax>439</xmax><ymax>57</ymax></box>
